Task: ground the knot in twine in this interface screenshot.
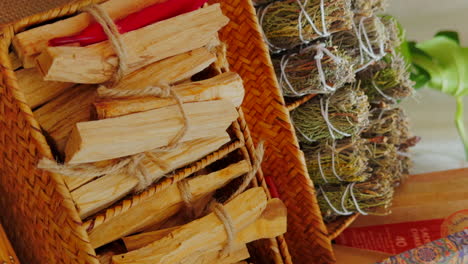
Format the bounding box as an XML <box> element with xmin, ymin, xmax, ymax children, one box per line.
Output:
<box><xmin>38</xmin><ymin>4</ymin><xmax>189</xmax><ymax>193</ymax></box>
<box><xmin>172</xmin><ymin>142</ymin><xmax>265</xmax><ymax>256</ymax></box>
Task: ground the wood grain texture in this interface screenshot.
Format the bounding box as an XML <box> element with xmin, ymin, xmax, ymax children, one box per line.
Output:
<box><xmin>65</xmin><ymin>99</ymin><xmax>238</xmax><ymax>164</ymax></box>
<box><xmin>72</xmin><ymin>135</ymin><xmax>232</xmax><ymax>220</ymax></box>
<box><xmin>88</xmin><ymin>160</ymin><xmax>251</xmax><ymax>248</ymax></box>
<box><xmin>123</xmin><ymin>198</ymin><xmax>287</xmax><ymax>252</ymax></box>
<box><xmin>33</xmin><ymin>84</ymin><xmax>97</xmax><ymax>154</ymax></box>
<box><xmin>108</xmin><ymin>47</ymin><xmax>216</xmax><ymax>91</ymax></box>
<box><xmin>112</xmin><ymin>188</ymin><xmax>268</xmax><ymax>264</ymax></box>
<box><xmin>12</xmin><ymin>0</ymin><xmax>166</xmax><ymax>68</ymax></box>
<box><xmin>95</xmin><ymin>72</ymin><xmax>245</xmax><ymax>118</ymax></box>
<box><xmin>16</xmin><ymin>68</ymin><xmax>74</xmax><ymax>108</ymax></box>
<box><xmin>35</xmin><ymin>5</ymin><xmax>229</xmax><ymax>83</ymax></box>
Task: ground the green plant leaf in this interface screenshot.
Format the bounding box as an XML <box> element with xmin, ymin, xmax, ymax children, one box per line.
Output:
<box><xmin>435</xmin><ymin>31</ymin><xmax>460</xmax><ymax>44</ymax></box>
<box><xmin>415</xmin><ymin>36</ymin><xmax>468</xmax><ymax>97</ymax></box>
<box><xmin>411</xmin><ymin>64</ymin><xmax>430</xmax><ymax>89</ymax></box>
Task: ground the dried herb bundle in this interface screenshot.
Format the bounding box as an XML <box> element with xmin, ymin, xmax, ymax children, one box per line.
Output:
<box><xmin>331</xmin><ymin>15</ymin><xmax>388</xmax><ymax>72</ymax></box>
<box><xmin>358</xmin><ymin>54</ymin><xmax>414</xmax><ymax>103</ymax></box>
<box><xmin>273</xmin><ymin>44</ymin><xmax>354</xmax><ymax>96</ymax></box>
<box><xmin>303</xmin><ymin>137</ymin><xmax>370</xmax><ymax>184</ymax></box>
<box><xmin>291</xmin><ymin>85</ymin><xmax>370</xmax><ymax>142</ymax></box>
<box><xmin>365</xmin><ymin>140</ymin><xmax>403</xmax><ymax>183</ymax></box>
<box><xmin>351</xmin><ymin>0</ymin><xmax>388</xmax><ymax>16</ymax></box>
<box><xmin>362</xmin><ymin>107</ymin><xmax>410</xmax><ymax>146</ymax></box>
<box><xmin>318</xmin><ymin>176</ymin><xmax>394</xmax><ymax>222</ymax></box>
<box><xmin>381</xmin><ymin>15</ymin><xmax>401</xmax><ymax>54</ymax></box>
<box><xmin>258</xmin><ymin>0</ymin><xmax>353</xmax><ymax>51</ymax></box>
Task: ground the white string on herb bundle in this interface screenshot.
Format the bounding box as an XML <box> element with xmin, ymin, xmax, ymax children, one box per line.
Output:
<box><xmin>329</xmin><ymin>140</ymin><xmax>344</xmax><ymax>181</ymax></box>
<box><xmin>279</xmin><ymin>43</ymin><xmax>342</xmax><ymax>96</ymax></box>
<box><xmin>372</xmin><ymin>80</ymin><xmax>397</xmax><ymax>103</ymax></box>
<box><xmin>297</xmin><ymin>0</ymin><xmax>330</xmax><ymax>40</ymax></box>
<box><xmin>320</xmin><ymin>183</ymin><xmax>368</xmax><ymax>216</ymax></box>
<box><xmin>319</xmin><ymin>185</ymin><xmax>353</xmax><ymax>216</ymax></box>
<box><xmin>258</xmin><ymin>0</ymin><xmax>330</xmax><ymax>52</ymax></box>
<box><xmin>350</xmin><ymin>182</ymin><xmax>368</xmax><ymax>215</ymax></box>
<box><xmin>353</xmin><ymin>16</ymin><xmax>387</xmax><ymax>73</ymax></box>
<box><xmin>320</xmin><ymin>97</ymin><xmax>352</xmax><ymax>140</ymax></box>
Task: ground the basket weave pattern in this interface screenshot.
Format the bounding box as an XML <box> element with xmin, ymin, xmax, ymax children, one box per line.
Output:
<box><xmin>0</xmin><ymin>1</ymin><xmax>291</xmax><ymax>263</ymax></box>
<box><xmin>209</xmin><ymin>0</ymin><xmax>337</xmax><ymax>263</ymax></box>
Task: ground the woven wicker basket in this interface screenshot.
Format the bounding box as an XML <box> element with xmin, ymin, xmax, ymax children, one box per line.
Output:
<box><xmin>0</xmin><ymin>1</ymin><xmax>292</xmax><ymax>263</ymax></box>
<box><xmin>214</xmin><ymin>0</ymin><xmax>361</xmax><ymax>262</ymax></box>
<box><xmin>0</xmin><ymin>224</ymin><xmax>20</xmax><ymax>264</ymax></box>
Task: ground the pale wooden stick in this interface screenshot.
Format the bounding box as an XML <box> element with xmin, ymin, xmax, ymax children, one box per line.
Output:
<box><xmin>33</xmin><ymin>84</ymin><xmax>97</xmax><ymax>154</ymax></box>
<box><xmin>36</xmin><ymin>5</ymin><xmax>229</xmax><ymax>83</ymax></box>
<box><xmin>17</xmin><ymin>68</ymin><xmax>74</xmax><ymax>108</ymax></box>
<box><xmin>123</xmin><ymin>199</ymin><xmax>287</xmax><ymax>252</ymax></box>
<box><xmin>88</xmin><ymin>160</ymin><xmax>252</xmax><ymax>248</ymax></box>
<box><xmin>66</xmin><ymin>159</ymin><xmax>122</xmax><ymax>192</ymax></box>
<box><xmin>33</xmin><ymin>48</ymin><xmax>215</xmax><ymax>157</ymax></box>
<box><xmin>72</xmin><ymin>135</ymin><xmax>232</xmax><ymax>220</ymax></box>
<box><xmin>65</xmin><ymin>100</ymin><xmax>238</xmax><ymax>164</ymax></box>
<box><xmin>95</xmin><ymin>72</ymin><xmax>245</xmax><ymax>118</ymax></box>
<box><xmin>112</xmin><ymin>188</ymin><xmax>268</xmax><ymax>264</ymax></box>
<box><xmin>108</xmin><ymin>47</ymin><xmax>216</xmax><ymax>91</ymax></box>
<box><xmin>12</xmin><ymin>0</ymin><xmax>167</xmax><ymax>68</ymax></box>
<box><xmin>180</xmin><ymin>245</ymin><xmax>250</xmax><ymax>264</ymax></box>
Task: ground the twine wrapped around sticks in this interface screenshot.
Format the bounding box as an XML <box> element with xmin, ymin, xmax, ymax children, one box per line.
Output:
<box><xmin>258</xmin><ymin>0</ymin><xmax>353</xmax><ymax>52</ymax></box>
<box><xmin>317</xmin><ymin>175</ymin><xmax>394</xmax><ymax>222</ymax></box>
<box><xmin>291</xmin><ymin>85</ymin><xmax>370</xmax><ymax>142</ymax></box>
<box><xmin>273</xmin><ymin>42</ymin><xmax>354</xmax><ymax>96</ymax></box>
<box><xmin>303</xmin><ymin>137</ymin><xmax>370</xmax><ymax>184</ymax></box>
<box><xmin>358</xmin><ymin>54</ymin><xmax>414</xmax><ymax>103</ymax></box>
<box><xmin>178</xmin><ymin>143</ymin><xmax>265</xmax><ymax>256</ymax></box>
<box><xmin>38</xmin><ymin>4</ymin><xmax>189</xmax><ymax>192</ymax></box>
<box><xmin>332</xmin><ymin>15</ymin><xmax>388</xmax><ymax>73</ymax></box>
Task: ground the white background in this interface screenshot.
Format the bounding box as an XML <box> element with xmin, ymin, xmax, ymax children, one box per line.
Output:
<box><xmin>388</xmin><ymin>0</ymin><xmax>468</xmax><ymax>173</ymax></box>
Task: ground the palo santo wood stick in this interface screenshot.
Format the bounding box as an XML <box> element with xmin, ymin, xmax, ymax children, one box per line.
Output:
<box><xmin>112</xmin><ymin>188</ymin><xmax>268</xmax><ymax>264</ymax></box>
<box><xmin>72</xmin><ymin>135</ymin><xmax>233</xmax><ymax>220</ymax></box>
<box><xmin>32</xmin><ymin>47</ymin><xmax>215</xmax><ymax>158</ymax></box>
<box><xmin>12</xmin><ymin>0</ymin><xmax>166</xmax><ymax>68</ymax></box>
<box><xmin>33</xmin><ymin>84</ymin><xmax>97</xmax><ymax>154</ymax></box>
<box><xmin>181</xmin><ymin>245</ymin><xmax>250</xmax><ymax>264</ymax></box>
<box><xmin>88</xmin><ymin>160</ymin><xmax>252</xmax><ymax>248</ymax></box>
<box><xmin>17</xmin><ymin>68</ymin><xmax>74</xmax><ymax>108</ymax></box>
<box><xmin>20</xmin><ymin>47</ymin><xmax>214</xmax><ymax>110</ymax></box>
<box><xmin>177</xmin><ymin>199</ymin><xmax>286</xmax><ymax>264</ymax></box>
<box><xmin>36</xmin><ymin>5</ymin><xmax>229</xmax><ymax>83</ymax></box>
<box><xmin>123</xmin><ymin>199</ymin><xmax>287</xmax><ymax>251</ymax></box>
<box><xmin>109</xmin><ymin>47</ymin><xmax>215</xmax><ymax>91</ymax></box>
<box><xmin>95</xmin><ymin>72</ymin><xmax>245</xmax><ymax>118</ymax></box>
<box><xmin>65</xmin><ymin>99</ymin><xmax>238</xmax><ymax>164</ymax></box>
<box><xmin>123</xmin><ymin>228</ymin><xmax>250</xmax><ymax>264</ymax></box>
<box><xmin>123</xmin><ymin>199</ymin><xmax>287</xmax><ymax>255</ymax></box>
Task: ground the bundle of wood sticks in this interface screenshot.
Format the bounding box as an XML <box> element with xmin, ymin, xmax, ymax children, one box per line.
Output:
<box><xmin>10</xmin><ymin>1</ymin><xmax>287</xmax><ymax>263</ymax></box>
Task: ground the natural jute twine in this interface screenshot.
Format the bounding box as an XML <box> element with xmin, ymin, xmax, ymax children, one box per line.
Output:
<box><xmin>38</xmin><ymin>4</ymin><xmax>189</xmax><ymax>192</ymax></box>
<box><xmin>174</xmin><ymin>143</ymin><xmax>265</xmax><ymax>256</ymax></box>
